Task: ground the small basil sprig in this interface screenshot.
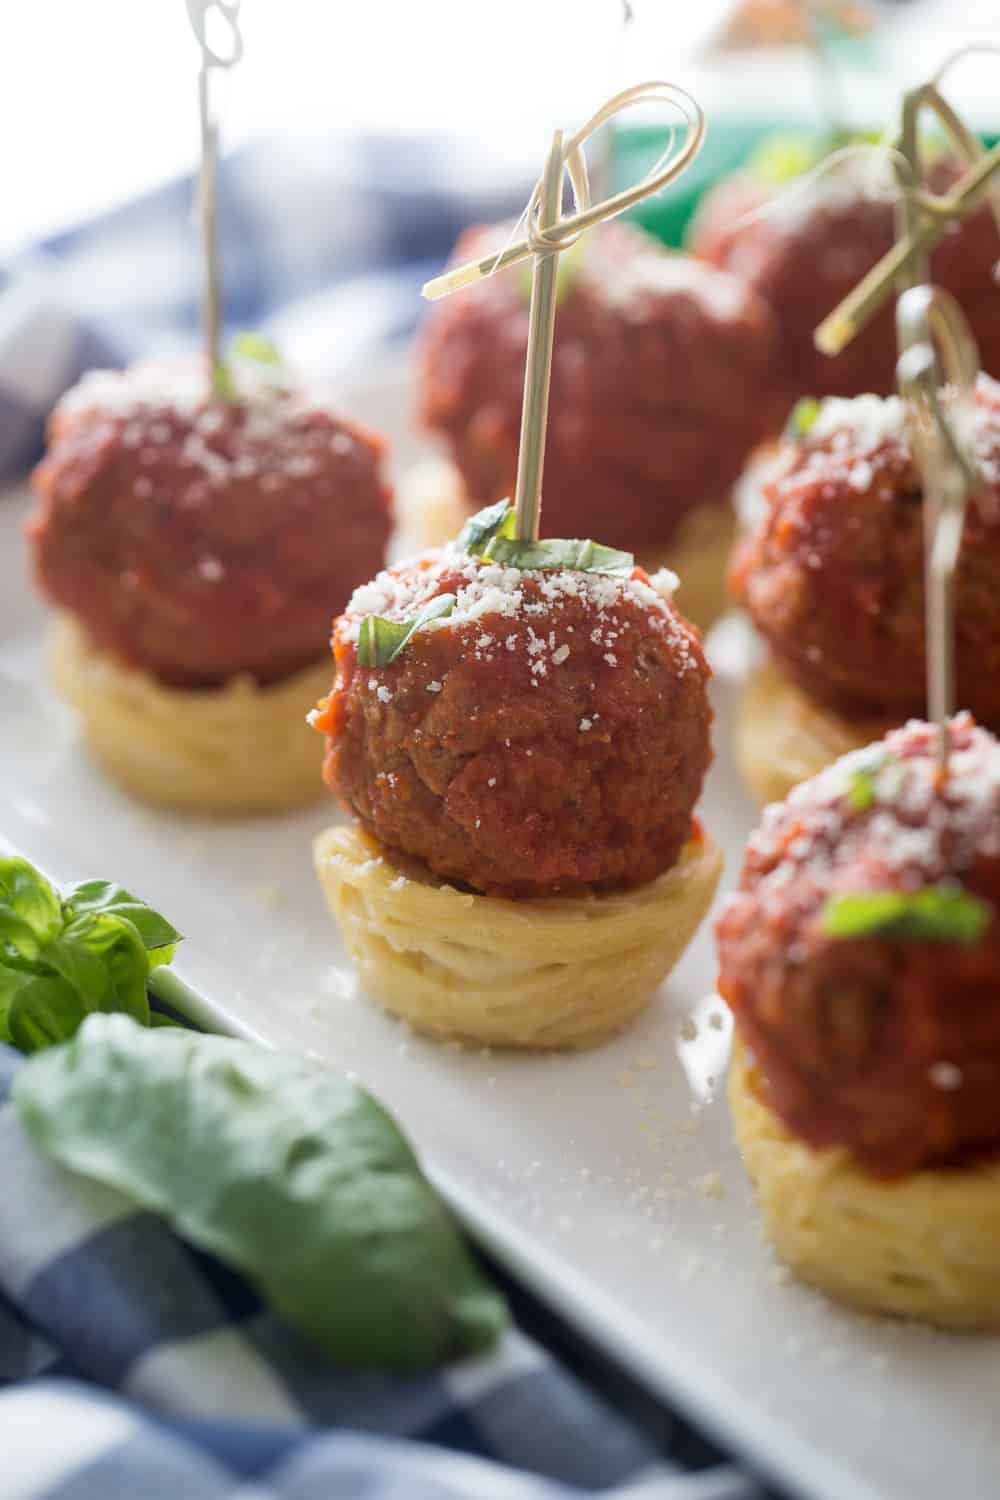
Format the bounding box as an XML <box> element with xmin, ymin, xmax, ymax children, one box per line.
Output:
<box><xmin>0</xmin><ymin>857</ymin><xmax>181</xmax><ymax>1052</ymax></box>
<box><xmin>357</xmin><ymin>593</ymin><xmax>456</xmax><ymax>669</ymax></box>
<box><xmin>821</xmin><ymin>883</ymin><xmax>991</xmax><ymax>944</ymax></box>
<box><xmin>457</xmin><ymin>498</ymin><xmax>517</xmax><ymax>556</ymax></box>
<box><xmin>459</xmin><ymin>501</ymin><xmax>634</xmax><ymax>576</ymax></box>
<box><xmin>785</xmin><ymin>397</ymin><xmax>822</xmax><ymax>441</ymax></box>
<box><xmin>231</xmin><ymin>331</ymin><xmax>282</xmax><ymax>366</ymax></box>
<box><xmin>843</xmin><ymin>749</ymin><xmax>889</xmax><ymax>812</ymax></box>
<box><xmin>14</xmin><ymin>1015</ymin><xmax>509</xmax><ymax>1370</ymax></box>
<box><xmin>357</xmin><ymin>504</ymin><xmax>634</xmax><ymax>669</ymax></box>
<box><xmin>485</xmin><ymin>534</ymin><xmax>635</xmax><ymax>576</ymax></box>
<box><xmin>211</xmin><ymin>332</ymin><xmax>283</xmax><ymax>401</ymax></box>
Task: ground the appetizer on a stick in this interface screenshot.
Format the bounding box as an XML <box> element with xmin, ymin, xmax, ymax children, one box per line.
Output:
<box><xmin>312</xmin><ymin>507</ymin><xmax>720</xmax><ymax>1046</ymax></box>
<box><xmin>718</xmin><ymin>714</ymin><xmax>1000</xmax><ymax>1327</ymax></box>
<box><xmin>313</xmin><ymin>83</ymin><xmax>722</xmax><ymax>1048</ymax></box>
<box><xmin>408</xmin><ymin>219</ymin><xmax>777</xmax><ymax>630</ymax></box>
<box><xmin>730</xmin><ymin>377</ymin><xmax>1000</xmax><ymax>803</ymax></box>
<box><xmin>29</xmin><ymin>356</ymin><xmax>393</xmax><ymax>812</ymax></box>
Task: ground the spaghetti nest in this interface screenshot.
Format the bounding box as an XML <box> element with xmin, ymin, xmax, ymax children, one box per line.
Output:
<box><xmin>49</xmin><ymin>613</ymin><xmax>329</xmax><ymax>814</ymax></box>
<box><xmin>730</xmin><ymin>1040</ymin><xmax>1000</xmax><ymax>1329</ymax></box>
<box><xmin>735</xmin><ymin>659</ymin><xmax>895</xmax><ymax>805</ymax></box>
<box><xmin>393</xmin><ymin>458</ymin><xmax>735</xmax><ymax>635</ymax></box>
<box><xmin>314</xmin><ymin>822</ymin><xmax>722</xmax><ymax>1049</ymax></box>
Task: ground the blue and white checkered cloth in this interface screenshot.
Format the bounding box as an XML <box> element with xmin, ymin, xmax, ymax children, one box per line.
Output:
<box><xmin>0</xmin><ymin>136</ymin><xmax>774</xmax><ymax>1499</ymax></box>
<box><xmin>0</xmin><ymin>1043</ymin><xmax>766</xmax><ymax>1500</ymax></box>
<box><xmin>0</xmin><ymin>130</ymin><xmax>530</xmax><ymax>482</ymax></box>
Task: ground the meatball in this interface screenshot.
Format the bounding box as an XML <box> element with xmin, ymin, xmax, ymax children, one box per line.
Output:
<box><xmin>29</xmin><ymin>358</ymin><xmax>393</xmax><ymax>688</ymax></box>
<box><xmin>314</xmin><ymin>548</ymin><xmax>712</xmax><ymax>896</ymax></box>
<box><xmin>690</xmin><ymin>156</ymin><xmax>1000</xmax><ymax>409</ymax></box>
<box><xmin>417</xmin><ymin>221</ymin><xmax>778</xmax><ymax>551</ymax></box>
<box><xmin>730</xmin><ymin>377</ymin><xmax>1000</xmax><ymax>725</ymax></box>
<box><xmin>717</xmin><ymin>715</ymin><xmax>1000</xmax><ymax>1177</ymax></box>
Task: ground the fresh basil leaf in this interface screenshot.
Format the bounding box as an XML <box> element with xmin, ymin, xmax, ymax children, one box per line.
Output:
<box><xmin>785</xmin><ymin>397</ymin><xmax>822</xmax><ymax>441</ymax></box>
<box><xmin>8</xmin><ymin>976</ymin><xmax>88</xmax><ymax>1053</ymax></box>
<box><xmin>0</xmin><ymin>858</ymin><xmax>62</xmax><ymax>961</ymax></box>
<box><xmin>42</xmin><ymin>933</ymin><xmax>107</xmax><ymax>1007</ymax></box>
<box><xmin>232</xmin><ymin>331</ymin><xmax>282</xmax><ymax>366</ymax></box>
<box><xmin>457</xmin><ymin>499</ymin><xmax>517</xmax><ymax>556</ymax></box>
<box><xmin>57</xmin><ymin>914</ymin><xmax>151</xmax><ymax>1024</ymax></box>
<box><xmin>482</xmin><ymin>535</ymin><xmax>635</xmax><ymax>577</ymax></box>
<box><xmin>357</xmin><ymin>593</ymin><xmax>456</xmax><ymax>669</ymax></box>
<box><xmin>0</xmin><ymin>962</ymin><xmax>32</xmax><ymax>1041</ymax></box>
<box><xmin>63</xmin><ymin>881</ymin><xmax>181</xmax><ymax>955</ymax></box>
<box><xmin>821</xmin><ymin>883</ymin><xmax>991</xmax><ymax>944</ymax></box>
<box><xmin>15</xmin><ymin>1016</ymin><xmax>509</xmax><ymax>1370</ymax></box>
<box><xmin>147</xmin><ymin>943</ymin><xmax>177</xmax><ymax>971</ymax></box>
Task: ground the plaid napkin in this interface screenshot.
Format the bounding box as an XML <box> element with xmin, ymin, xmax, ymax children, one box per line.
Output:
<box><xmin>0</xmin><ymin>130</ymin><xmax>532</xmax><ymax>483</ymax></box>
<box><xmin>0</xmin><ymin>1044</ymin><xmax>765</xmax><ymax>1500</ymax></box>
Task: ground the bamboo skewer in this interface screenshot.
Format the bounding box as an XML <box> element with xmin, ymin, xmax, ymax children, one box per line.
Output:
<box><xmin>512</xmin><ymin>132</ymin><xmax>564</xmax><ymax>541</ymax></box>
<box><xmin>421</xmin><ymin>80</ymin><xmax>706</xmax><ymax>541</ymax></box>
<box><xmin>422</xmin><ymin>81</ymin><xmax>705</xmax><ymax>302</ymax></box>
<box><xmin>895</xmin><ymin>286</ymin><xmax>981</xmax><ymax>772</ymax></box>
<box><xmin>184</xmin><ymin>1</ymin><xmax>244</xmax><ymax>395</ymax></box>
<box><xmin>815</xmin><ymin>68</ymin><xmax>1000</xmax><ymax>359</ymax></box>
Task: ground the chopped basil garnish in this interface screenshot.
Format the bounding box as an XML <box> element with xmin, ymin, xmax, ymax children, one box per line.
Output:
<box><xmin>844</xmin><ymin>750</ymin><xmax>887</xmax><ymax>812</ymax></box>
<box><xmin>232</xmin><ymin>331</ymin><xmax>282</xmax><ymax>366</ymax></box>
<box><xmin>786</xmin><ymin>397</ymin><xmax>822</xmax><ymax>441</ymax></box>
<box><xmin>357</xmin><ymin>593</ymin><xmax>456</xmax><ymax>669</ymax></box>
<box><xmin>457</xmin><ymin>499</ymin><xmax>517</xmax><ymax>556</ymax></box>
<box><xmin>821</xmin><ymin>883</ymin><xmax>991</xmax><ymax>945</ymax></box>
<box><xmin>357</xmin><ymin>505</ymin><xmax>634</xmax><ymax>669</ymax></box>
<box><xmin>459</xmin><ymin>502</ymin><xmax>634</xmax><ymax>575</ymax></box>
<box><xmin>0</xmin><ymin>857</ymin><xmax>182</xmax><ymax>1052</ymax></box>
<box><xmin>483</xmin><ymin>535</ymin><xmax>634</xmax><ymax>576</ymax></box>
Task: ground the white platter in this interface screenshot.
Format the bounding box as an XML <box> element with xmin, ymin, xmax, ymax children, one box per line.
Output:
<box><xmin>3</xmin><ymin>359</ymin><xmax>999</xmax><ymax>1500</ymax></box>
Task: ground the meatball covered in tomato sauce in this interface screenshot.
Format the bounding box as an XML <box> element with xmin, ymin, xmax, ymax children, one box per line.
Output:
<box><xmin>417</xmin><ymin>221</ymin><xmax>778</xmax><ymax>551</ymax></box>
<box><xmin>690</xmin><ymin>156</ymin><xmax>1000</xmax><ymax>410</ymax></box>
<box><xmin>717</xmin><ymin>715</ymin><xmax>1000</xmax><ymax>1177</ymax></box>
<box><xmin>730</xmin><ymin>378</ymin><xmax>1000</xmax><ymax>725</ymax></box>
<box><xmin>29</xmin><ymin>358</ymin><xmax>393</xmax><ymax>688</ymax></box>
<box><xmin>314</xmin><ymin>546</ymin><xmax>712</xmax><ymax>897</ymax></box>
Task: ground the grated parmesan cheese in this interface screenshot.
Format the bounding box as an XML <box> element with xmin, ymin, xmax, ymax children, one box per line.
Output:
<box><xmin>341</xmin><ymin>549</ymin><xmax>697</xmax><ymax>688</ymax></box>
<box><xmin>54</xmin><ymin>356</ymin><xmax>363</xmax><ymax>491</ymax></box>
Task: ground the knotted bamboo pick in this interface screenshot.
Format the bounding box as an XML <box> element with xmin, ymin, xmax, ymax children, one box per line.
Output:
<box><xmin>816</xmin><ymin>53</ymin><xmax>1000</xmax><ymax>359</ymax></box>
<box><xmin>184</xmin><ymin>0</ymin><xmax>244</xmax><ymax>396</ymax></box>
<box><xmin>421</xmin><ymin>81</ymin><xmax>705</xmax><ymax>541</ymax></box>
<box><xmin>896</xmin><ymin>286</ymin><xmax>981</xmax><ymax>772</ymax></box>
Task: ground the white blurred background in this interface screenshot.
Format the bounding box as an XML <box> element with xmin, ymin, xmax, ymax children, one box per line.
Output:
<box><xmin>6</xmin><ymin>0</ymin><xmax>1000</xmax><ymax>257</ymax></box>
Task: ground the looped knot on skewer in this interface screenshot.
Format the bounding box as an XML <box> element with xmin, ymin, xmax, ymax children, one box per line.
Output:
<box><xmin>185</xmin><ymin>0</ymin><xmax>245</xmax><ymax>395</ymax></box>
<box><xmin>185</xmin><ymin>0</ymin><xmax>244</xmax><ymax>71</ymax></box>
<box><xmin>816</xmin><ymin>48</ymin><xmax>1000</xmax><ymax>358</ymax></box>
<box><xmin>423</xmin><ymin>81</ymin><xmax>705</xmax><ymax>301</ymax></box>
<box><xmin>421</xmin><ymin>79</ymin><xmax>706</xmax><ymax>545</ymax></box>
